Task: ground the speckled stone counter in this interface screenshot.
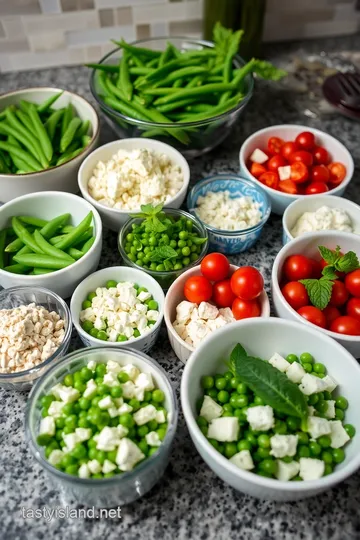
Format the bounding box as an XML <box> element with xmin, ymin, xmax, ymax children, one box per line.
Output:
<box><xmin>1</xmin><ymin>34</ymin><xmax>360</xmax><ymax>540</ymax></box>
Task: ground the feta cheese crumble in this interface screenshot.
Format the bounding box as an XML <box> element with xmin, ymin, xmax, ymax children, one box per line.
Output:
<box><xmin>291</xmin><ymin>206</ymin><xmax>353</xmax><ymax>238</ymax></box>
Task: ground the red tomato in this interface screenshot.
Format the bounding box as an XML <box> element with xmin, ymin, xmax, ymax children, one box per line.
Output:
<box><xmin>281</xmin><ymin>281</ymin><xmax>309</xmax><ymax>310</ymax></box>
<box><xmin>184</xmin><ymin>276</ymin><xmax>212</xmax><ymax>304</ymax></box>
<box><xmin>258</xmin><ymin>171</ymin><xmax>279</xmax><ymax>190</ymax></box>
<box><xmin>200</xmin><ymin>253</ymin><xmax>230</xmax><ymax>282</ymax></box>
<box><xmin>278</xmin><ymin>180</ymin><xmax>298</xmax><ymax>194</ymax></box>
<box><xmin>295</xmin><ymin>131</ymin><xmax>315</xmax><ymax>151</ymax></box>
<box><xmin>212</xmin><ymin>279</ymin><xmax>236</xmax><ymax>308</ymax></box>
<box><xmin>250</xmin><ymin>162</ymin><xmax>267</xmax><ymax>179</ymax></box>
<box><xmin>310</xmin><ymin>258</ymin><xmax>322</xmax><ymax>278</ymax></box>
<box><xmin>268</xmin><ymin>155</ymin><xmax>287</xmax><ymax>172</ymax></box>
<box><xmin>328</xmin><ymin>162</ymin><xmax>347</xmax><ymax>188</ymax></box>
<box><xmin>283</xmin><ymin>254</ymin><xmax>313</xmax><ymax>281</ymax></box>
<box><xmin>289</xmin><ymin>151</ymin><xmax>313</xmax><ymax>167</ymax></box>
<box><xmin>313</xmin><ymin>146</ymin><xmax>330</xmax><ymax>165</ymax></box>
<box><xmin>281</xmin><ymin>141</ymin><xmax>298</xmax><ymax>160</ymax></box>
<box><xmin>311</xmin><ymin>164</ymin><xmax>330</xmax><ymax>183</ymax></box>
<box><xmin>329</xmin><ymin>280</ymin><xmax>349</xmax><ymax>307</ymax></box>
<box><xmin>232</xmin><ymin>297</ymin><xmax>261</xmax><ymax>320</ymax></box>
<box><xmin>305</xmin><ymin>182</ymin><xmax>329</xmax><ymax>195</ymax></box>
<box><xmin>323</xmin><ymin>305</ymin><xmax>341</xmax><ymax>327</ymax></box>
<box><xmin>290</xmin><ymin>162</ymin><xmax>309</xmax><ymax>183</ymax></box>
<box><xmin>230</xmin><ymin>266</ymin><xmax>264</xmax><ymax>301</ymax></box>
<box><xmin>346</xmin><ymin>297</ymin><xmax>360</xmax><ymax>322</ymax></box>
<box><xmin>330</xmin><ymin>316</ymin><xmax>360</xmax><ymax>336</ymax></box>
<box><xmin>267</xmin><ymin>136</ymin><xmax>284</xmax><ymax>155</ymax></box>
<box><xmin>345</xmin><ymin>269</ymin><xmax>360</xmax><ymax>298</ymax></box>
<box><xmin>297</xmin><ymin>306</ymin><xmax>326</xmax><ymax>328</ymax></box>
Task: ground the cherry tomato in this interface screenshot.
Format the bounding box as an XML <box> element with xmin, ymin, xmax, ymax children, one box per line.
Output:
<box><xmin>297</xmin><ymin>306</ymin><xmax>326</xmax><ymax>328</ymax></box>
<box><xmin>345</xmin><ymin>269</ymin><xmax>360</xmax><ymax>298</ymax></box>
<box><xmin>289</xmin><ymin>151</ymin><xmax>313</xmax><ymax>167</ymax></box>
<box><xmin>290</xmin><ymin>162</ymin><xmax>309</xmax><ymax>183</ymax></box>
<box><xmin>305</xmin><ymin>182</ymin><xmax>329</xmax><ymax>195</ymax></box>
<box><xmin>346</xmin><ymin>297</ymin><xmax>360</xmax><ymax>322</ymax></box>
<box><xmin>212</xmin><ymin>279</ymin><xmax>236</xmax><ymax>308</ymax></box>
<box><xmin>329</xmin><ymin>280</ymin><xmax>349</xmax><ymax>307</ymax></box>
<box><xmin>283</xmin><ymin>254</ymin><xmax>313</xmax><ymax>281</ymax></box>
<box><xmin>328</xmin><ymin>162</ymin><xmax>347</xmax><ymax>188</ymax></box>
<box><xmin>323</xmin><ymin>305</ymin><xmax>341</xmax><ymax>327</ymax></box>
<box><xmin>230</xmin><ymin>266</ymin><xmax>264</xmax><ymax>301</ymax></box>
<box><xmin>250</xmin><ymin>162</ymin><xmax>267</xmax><ymax>179</ymax></box>
<box><xmin>281</xmin><ymin>141</ymin><xmax>298</xmax><ymax>160</ymax></box>
<box><xmin>281</xmin><ymin>281</ymin><xmax>309</xmax><ymax>310</ymax></box>
<box><xmin>232</xmin><ymin>297</ymin><xmax>261</xmax><ymax>320</ymax></box>
<box><xmin>200</xmin><ymin>253</ymin><xmax>230</xmax><ymax>282</ymax></box>
<box><xmin>311</xmin><ymin>164</ymin><xmax>330</xmax><ymax>183</ymax></box>
<box><xmin>267</xmin><ymin>136</ymin><xmax>284</xmax><ymax>155</ymax></box>
<box><xmin>258</xmin><ymin>171</ymin><xmax>279</xmax><ymax>190</ymax></box>
<box><xmin>313</xmin><ymin>146</ymin><xmax>330</xmax><ymax>165</ymax></box>
<box><xmin>278</xmin><ymin>179</ymin><xmax>298</xmax><ymax>194</ymax></box>
<box><xmin>330</xmin><ymin>316</ymin><xmax>360</xmax><ymax>336</ymax></box>
<box><xmin>184</xmin><ymin>276</ymin><xmax>212</xmax><ymax>304</ymax></box>
<box><xmin>310</xmin><ymin>258</ymin><xmax>322</xmax><ymax>278</ymax></box>
<box><xmin>295</xmin><ymin>131</ymin><xmax>315</xmax><ymax>151</ymax></box>
<box><xmin>267</xmin><ymin>155</ymin><xmax>287</xmax><ymax>172</ymax></box>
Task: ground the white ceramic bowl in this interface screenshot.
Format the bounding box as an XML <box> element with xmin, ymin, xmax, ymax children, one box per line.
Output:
<box><xmin>181</xmin><ymin>317</ymin><xmax>360</xmax><ymax>501</ymax></box>
<box><xmin>282</xmin><ymin>195</ymin><xmax>360</xmax><ymax>244</ymax></box>
<box><xmin>0</xmin><ymin>87</ymin><xmax>100</xmax><ymax>203</ymax></box>
<box><xmin>164</xmin><ymin>264</ymin><xmax>270</xmax><ymax>363</ymax></box>
<box><xmin>239</xmin><ymin>125</ymin><xmax>354</xmax><ymax>216</ymax></box>
<box><xmin>78</xmin><ymin>138</ymin><xmax>190</xmax><ymax>231</ymax></box>
<box><xmin>0</xmin><ymin>191</ymin><xmax>102</xmax><ymax>298</ymax></box>
<box><xmin>272</xmin><ymin>231</ymin><xmax>360</xmax><ymax>357</ymax></box>
<box><xmin>70</xmin><ymin>266</ymin><xmax>165</xmax><ymax>354</ymax></box>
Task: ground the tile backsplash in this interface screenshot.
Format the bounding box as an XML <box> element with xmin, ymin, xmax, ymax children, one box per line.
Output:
<box><xmin>0</xmin><ymin>0</ymin><xmax>359</xmax><ymax>72</ymax></box>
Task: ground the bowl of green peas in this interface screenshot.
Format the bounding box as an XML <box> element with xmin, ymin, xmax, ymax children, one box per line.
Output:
<box><xmin>181</xmin><ymin>317</ymin><xmax>360</xmax><ymax>501</ymax></box>
<box><xmin>118</xmin><ymin>207</ymin><xmax>209</xmax><ymax>290</ymax></box>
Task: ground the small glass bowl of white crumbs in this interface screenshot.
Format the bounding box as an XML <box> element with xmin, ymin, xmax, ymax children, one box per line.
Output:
<box><xmin>187</xmin><ymin>175</ymin><xmax>271</xmax><ymax>254</ymax></box>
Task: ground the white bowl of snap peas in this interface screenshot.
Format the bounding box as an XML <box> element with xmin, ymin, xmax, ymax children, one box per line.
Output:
<box><xmin>0</xmin><ymin>87</ymin><xmax>100</xmax><ymax>203</ymax></box>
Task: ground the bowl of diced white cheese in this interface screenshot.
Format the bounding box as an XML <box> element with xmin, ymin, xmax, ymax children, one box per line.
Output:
<box><xmin>187</xmin><ymin>174</ymin><xmax>271</xmax><ymax>254</ymax></box>
<box><xmin>78</xmin><ymin>138</ymin><xmax>190</xmax><ymax>232</ymax></box>
<box><xmin>181</xmin><ymin>317</ymin><xmax>360</xmax><ymax>501</ymax></box>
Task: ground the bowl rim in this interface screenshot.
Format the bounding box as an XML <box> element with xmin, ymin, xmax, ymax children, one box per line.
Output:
<box><xmin>181</xmin><ymin>317</ymin><xmax>360</xmax><ymax>491</ymax></box>
<box><xmin>272</xmin><ymin>230</ymin><xmax>360</xmax><ymax>342</ymax></box>
<box><xmin>164</xmin><ymin>263</ymin><xmax>271</xmax><ymax>354</ymax></box>
<box><xmin>0</xmin><ymin>191</ymin><xmax>102</xmax><ymax>281</ymax></box>
<box><xmin>282</xmin><ymin>194</ymin><xmax>360</xmax><ymax>242</ymax></box>
<box><xmin>0</xmin><ymin>285</ymin><xmax>72</xmax><ymax>380</ymax></box>
<box><xmin>70</xmin><ymin>265</ymin><xmax>165</xmax><ymax>346</ymax></box>
<box><xmin>89</xmin><ymin>37</ymin><xmax>254</xmax><ymax>128</ymax></box>
<box><xmin>239</xmin><ymin>124</ymin><xmax>354</xmax><ymax>200</ymax></box>
<box><xmin>25</xmin><ymin>346</ymin><xmax>178</xmax><ymax>485</ymax></box>
<box><xmin>0</xmin><ymin>87</ymin><xmax>100</xmax><ymax>178</ymax></box>
<box><xmin>78</xmin><ymin>138</ymin><xmax>190</xmax><ymax>216</ymax></box>
<box><xmin>186</xmin><ymin>174</ymin><xmax>271</xmax><ymax>235</ymax></box>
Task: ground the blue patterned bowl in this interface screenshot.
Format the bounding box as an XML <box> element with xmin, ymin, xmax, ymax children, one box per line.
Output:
<box><xmin>187</xmin><ymin>175</ymin><xmax>271</xmax><ymax>254</ymax></box>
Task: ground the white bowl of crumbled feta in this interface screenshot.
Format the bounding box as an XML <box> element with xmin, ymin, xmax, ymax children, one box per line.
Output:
<box><xmin>282</xmin><ymin>195</ymin><xmax>360</xmax><ymax>244</ymax></box>
<box><xmin>70</xmin><ymin>266</ymin><xmax>165</xmax><ymax>354</ymax></box>
<box><xmin>181</xmin><ymin>317</ymin><xmax>360</xmax><ymax>501</ymax></box>
<box><xmin>78</xmin><ymin>139</ymin><xmax>190</xmax><ymax>231</ymax></box>
<box><xmin>187</xmin><ymin>175</ymin><xmax>271</xmax><ymax>254</ymax></box>
<box><xmin>164</xmin><ymin>264</ymin><xmax>270</xmax><ymax>363</ymax></box>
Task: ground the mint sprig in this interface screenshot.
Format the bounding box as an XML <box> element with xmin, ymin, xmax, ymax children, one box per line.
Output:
<box><xmin>299</xmin><ymin>277</ymin><xmax>334</xmax><ymax>310</ymax></box>
<box><xmin>131</xmin><ymin>203</ymin><xmax>166</xmax><ymax>234</ymax></box>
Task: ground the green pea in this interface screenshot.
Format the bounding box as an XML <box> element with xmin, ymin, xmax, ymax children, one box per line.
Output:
<box><xmin>60</xmin><ymin>454</ymin><xmax>76</xmax><ymax>468</ymax></box>
<box><xmin>332</xmin><ymin>448</ymin><xmax>345</xmax><ymax>464</ymax></box>
<box><xmin>254</xmin><ymin>396</ymin><xmax>264</xmax><ymax>406</ymax></box>
<box><xmin>95</xmin><ymin>363</ymin><xmax>106</xmax><ymax>377</ymax></box>
<box><xmin>257</xmin><ymin>434</ymin><xmax>270</xmax><ymax>449</ymax></box>
<box><xmin>313</xmin><ymin>362</ymin><xmax>326</xmax><ymax>374</ymax></box>
<box><xmin>118</xmin><ymin>372</ymin><xmax>129</xmax><ymax>384</ymax></box>
<box><xmin>156</xmin><ymin>428</ymin><xmax>167</xmax><ymax>441</ymax></box>
<box><xmin>309</xmin><ymin>441</ymin><xmax>322</xmax><ymax>456</ymax></box>
<box><xmin>217</xmin><ymin>390</ymin><xmax>229</xmax><ymax>404</ymax></box>
<box><xmin>308</xmin><ymin>394</ymin><xmax>319</xmax><ymax>406</ymax></box>
<box><xmin>246</xmin><ymin>432</ymin><xmax>257</xmax><ymax>447</ymax></box>
<box><xmin>106</xmin><ymin>450</ymin><xmax>117</xmax><ymax>463</ymax></box>
<box><xmin>323</xmin><ymin>391</ymin><xmax>332</xmax><ymax>400</ymax></box>
<box><xmin>82</xmin><ymin>300</ymin><xmax>91</xmax><ymax>310</ymax></box>
<box><xmin>96</xmin><ymin>450</ymin><xmax>106</xmax><ymax>464</ymax></box>
<box><xmin>119</xmin><ymin>413</ymin><xmax>135</xmax><ymax>428</ymax></box>
<box><xmin>344</xmin><ymin>424</ymin><xmax>356</xmax><ymax>438</ymax></box>
<box><xmin>89</xmin><ymin>328</ymin><xmax>99</xmax><ymax>338</ymax></box>
<box><xmin>79</xmin><ymin>398</ymin><xmax>91</xmax><ymax>410</ymax></box>
<box><xmin>63</xmin><ymin>374</ymin><xmax>74</xmax><ymax>387</ymax></box>
<box><xmin>281</xmin><ymin>456</ymin><xmax>293</xmax><ymax>463</ymax></box>
<box><xmin>207</xmin><ymin>388</ymin><xmax>218</xmax><ymax>399</ymax></box>
<box><xmin>40</xmin><ymin>395</ymin><xmax>55</xmax><ymax>408</ymax></box>
<box><xmin>201</xmin><ymin>376</ymin><xmax>214</xmax><ymax>389</ymax></box>
<box><xmin>215</xmin><ymin>378</ymin><xmax>226</xmax><ymax>390</ymax></box>
<box><xmin>297</xmin><ymin>446</ymin><xmax>310</xmax><ymax>458</ymax></box>
<box><xmin>62</xmin><ymin>403</ymin><xmax>74</xmax><ymax>416</ymax></box>
<box><xmin>286</xmin><ymin>354</ymin><xmax>298</xmax><ymax>364</ymax></box>
<box><xmin>82</xmin><ymin>320</ymin><xmax>94</xmax><ymax>333</ymax></box>
<box><xmin>321</xmin><ymin>450</ymin><xmax>333</xmax><ymax>464</ymax></box>
<box><xmin>318</xmin><ymin>435</ymin><xmax>331</xmax><ymax>448</ymax></box>
<box><xmin>223</xmin><ymin>403</ymin><xmax>233</xmax><ymax>413</ymax></box>
<box><xmin>156</xmin><ymin>264</ymin><xmax>165</xmax><ymax>271</ymax></box>
<box><xmin>303</xmin><ymin>363</ymin><xmax>313</xmax><ymax>373</ymax></box>
<box><xmin>335</xmin><ymin>396</ymin><xmax>348</xmax><ymax>410</ymax></box>
<box><xmin>87</xmin><ymin>292</ymin><xmax>96</xmax><ymax>302</ymax></box>
<box><xmin>152</xmin><ymin>389</ymin><xmax>165</xmax><ymax>403</ymax></box>
<box><xmin>315</xmin><ymin>400</ymin><xmax>329</xmax><ymax>414</ymax></box>
<box><xmin>286</xmin><ymin>416</ymin><xmax>300</xmax><ymax>431</ymax></box>
<box><xmin>106</xmin><ymin>280</ymin><xmax>117</xmax><ymax>289</ymax></box>
<box><xmin>237</xmin><ymin>440</ymin><xmax>251</xmax><ymax>451</ymax></box>
<box><xmin>80</xmin><ymin>366</ymin><xmax>93</xmax><ymax>382</ymax></box>
<box><xmin>300</xmin><ymin>352</ymin><xmax>314</xmax><ymax>364</ymax></box>
<box><xmin>71</xmin><ymin>443</ymin><xmax>87</xmax><ymax>460</ymax></box>
<box><xmin>274</xmin><ymin>420</ymin><xmax>287</xmax><ymax>434</ymax></box>
<box><xmin>236</xmin><ymin>383</ymin><xmax>248</xmax><ymax>394</ymax></box>
<box><xmin>335</xmin><ymin>408</ymin><xmax>345</xmax><ymax>421</ymax></box>
<box><xmin>148</xmin><ymin>419</ymin><xmax>158</xmax><ymax>431</ymax></box>
<box><xmin>117</xmin><ymin>334</ymin><xmax>127</xmax><ymax>342</ymax></box>
<box><xmin>224</xmin><ymin>443</ymin><xmax>237</xmax><ymax>458</ymax></box>
<box><xmin>259</xmin><ymin>459</ymin><xmax>277</xmax><ymax>475</ymax></box>
<box><xmin>147</xmin><ymin>299</ymin><xmax>158</xmax><ymax>310</ymax></box>
<box><xmin>97</xmin><ymin>330</ymin><xmax>108</xmax><ymax>341</ymax></box>
<box><xmin>111</xmin><ymin>386</ymin><xmax>123</xmax><ymax>398</ymax></box>
<box><xmin>74</xmin><ymin>380</ymin><xmax>86</xmax><ymax>393</ymax></box>
<box><xmin>55</xmin><ymin>417</ymin><xmax>65</xmax><ymax>429</ymax></box>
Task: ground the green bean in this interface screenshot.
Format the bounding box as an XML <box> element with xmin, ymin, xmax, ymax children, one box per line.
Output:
<box><xmin>153</xmin><ymin>66</ymin><xmax>208</xmax><ymax>88</ymax></box>
<box><xmin>153</xmin><ymin>83</ymin><xmax>236</xmax><ymax>105</ymax></box>
<box><xmin>112</xmin><ymin>39</ymin><xmax>162</xmax><ymax>59</ymax></box>
<box><xmin>19</xmin><ymin>100</ymin><xmax>33</xmax><ymax>113</ymax></box>
<box><xmin>61</xmin><ymin>104</ymin><xmax>73</xmax><ymax>138</ymax></box>
<box><xmin>12</xmin><ymin>217</ymin><xmax>44</xmax><ymax>254</ymax></box>
<box><xmin>55</xmin><ymin>212</ymin><xmax>93</xmax><ymax>250</ymax></box>
<box><xmin>0</xmin><ymin>123</ymin><xmax>45</xmax><ymax>168</ymax></box>
<box><xmin>0</xmin><ymin>229</ymin><xmax>6</xmax><ymax>269</ymax></box>
<box><xmin>81</xmin><ymin>236</ymin><xmax>95</xmax><ymax>253</ymax></box>
<box><xmin>85</xmin><ymin>63</ymin><xmax>118</xmax><ymax>73</ymax></box>
<box><xmin>172</xmin><ymin>79</ymin><xmax>183</xmax><ymax>88</ymax></box>
<box><xmin>174</xmin><ymin>94</ymin><xmax>242</xmax><ymax>122</ymax></box>
<box><xmin>34</xmin><ymin>229</ymin><xmax>75</xmax><ymax>262</ymax></box>
<box><xmin>96</xmin><ymin>71</ymin><xmax>112</xmax><ymax>97</ymax></box>
<box><xmin>132</xmin><ymin>54</ymin><xmax>145</xmax><ymax>67</ymax></box>
<box><xmin>28</xmin><ymin>104</ymin><xmax>53</xmax><ymax>162</ymax></box>
<box><xmin>13</xmin><ymin>253</ymin><xmax>73</xmax><ymax>270</ymax></box>
<box><xmin>232</xmin><ymin>58</ymin><xmax>256</xmax><ymax>87</ymax></box>
<box><xmin>186</xmin><ymin>75</ymin><xmax>203</xmax><ymax>88</ymax></box>
<box><xmin>105</xmin><ymin>77</ymin><xmax>127</xmax><ymax>101</ymax></box>
<box><xmin>67</xmin><ymin>247</ymin><xmax>84</xmax><ymax>260</ymax></box>
<box><xmin>159</xmin><ymin>43</ymin><xmax>173</xmax><ymax>68</ymax></box>
<box><xmin>56</xmin><ymin>147</ymin><xmax>83</xmax><ymax>166</ymax></box>
<box><xmin>146</xmin><ymin>57</ymin><xmax>159</xmax><ymax>68</ymax></box>
<box><xmin>0</xmin><ymin>142</ymin><xmax>42</xmax><ymax>171</ymax></box>
<box><xmin>140</xmin><ymin>128</ymin><xmax>167</xmax><ymax>138</ymax></box>
<box><xmin>129</xmin><ymin>67</ymin><xmax>154</xmax><ymax>76</ymax></box>
<box><xmin>4</xmin><ymin>263</ymin><xmax>30</xmax><ymax>274</ymax></box>
<box><xmin>0</xmin><ymin>149</ymin><xmax>11</xmax><ymax>169</ymax></box>
<box><xmin>181</xmin><ymin>49</ymin><xmax>217</xmax><ymax>58</ymax></box>
<box><xmin>76</xmin><ymin>119</ymin><xmax>90</xmax><ymax>138</ymax></box>
<box><xmin>142</xmin><ymin>87</ymin><xmax>182</xmax><ymax>96</ymax></box>
<box><xmin>19</xmin><ymin>216</ymin><xmax>48</xmax><ymax>228</ymax></box>
<box><xmin>0</xmin><ymin>153</ymin><xmax>11</xmax><ymax>173</ymax></box>
<box><xmin>81</xmin><ymin>135</ymin><xmax>91</xmax><ymax>147</ymax></box>
<box><xmin>16</xmin><ymin>109</ymin><xmax>35</xmax><ymax>133</ymax></box>
<box><xmin>185</xmin><ymin>103</ymin><xmax>212</xmax><ymax>113</ymax></box>
<box><xmin>136</xmin><ymin>58</ymin><xmax>199</xmax><ymax>87</ymax></box>
<box><xmin>157</xmin><ymin>98</ymin><xmax>203</xmax><ymax>114</ymax></box>
<box><xmin>44</xmin><ymin>109</ymin><xmax>64</xmax><ymax>140</ymax></box>
<box><xmin>104</xmin><ymin>96</ymin><xmax>150</xmax><ymax>122</ymax></box>
<box><xmin>118</xmin><ymin>51</ymin><xmax>133</xmax><ymax>101</ymax></box>
<box><xmin>37</xmin><ymin>91</ymin><xmax>63</xmax><ymax>114</ymax></box>
<box><xmin>141</xmin><ymin>109</ymin><xmax>190</xmax><ymax>144</ymax></box>
<box><xmin>60</xmin><ymin>117</ymin><xmax>82</xmax><ymax>153</ymax></box>
<box><xmin>32</xmin><ymin>268</ymin><xmax>55</xmax><ymax>275</ymax></box>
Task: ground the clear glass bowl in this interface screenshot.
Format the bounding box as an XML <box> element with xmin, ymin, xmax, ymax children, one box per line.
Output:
<box><xmin>118</xmin><ymin>208</ymin><xmax>209</xmax><ymax>290</ymax></box>
<box><xmin>89</xmin><ymin>37</ymin><xmax>254</xmax><ymax>159</ymax></box>
<box><xmin>25</xmin><ymin>347</ymin><xmax>178</xmax><ymax>508</ymax></box>
<box><xmin>0</xmin><ymin>286</ymin><xmax>72</xmax><ymax>391</ymax></box>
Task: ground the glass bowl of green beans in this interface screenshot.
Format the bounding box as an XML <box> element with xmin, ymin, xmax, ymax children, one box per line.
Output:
<box><xmin>89</xmin><ymin>37</ymin><xmax>254</xmax><ymax>159</ymax></box>
<box><xmin>118</xmin><ymin>208</ymin><xmax>209</xmax><ymax>290</ymax></box>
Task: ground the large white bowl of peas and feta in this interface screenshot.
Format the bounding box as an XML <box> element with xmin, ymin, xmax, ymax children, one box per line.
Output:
<box><xmin>181</xmin><ymin>317</ymin><xmax>360</xmax><ymax>501</ymax></box>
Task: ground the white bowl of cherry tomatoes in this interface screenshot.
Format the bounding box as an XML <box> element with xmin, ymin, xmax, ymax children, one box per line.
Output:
<box><xmin>271</xmin><ymin>230</ymin><xmax>360</xmax><ymax>357</ymax></box>
<box><xmin>164</xmin><ymin>253</ymin><xmax>270</xmax><ymax>363</ymax></box>
<box><xmin>239</xmin><ymin>125</ymin><xmax>354</xmax><ymax>215</ymax></box>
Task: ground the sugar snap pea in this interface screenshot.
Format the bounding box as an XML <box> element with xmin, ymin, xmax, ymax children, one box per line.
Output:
<box><xmin>0</xmin><ymin>230</ymin><xmax>6</xmax><ymax>269</ymax></box>
<box><xmin>54</xmin><ymin>212</ymin><xmax>93</xmax><ymax>251</ymax></box>
<box><xmin>67</xmin><ymin>247</ymin><xmax>84</xmax><ymax>260</ymax></box>
<box><xmin>61</xmin><ymin>104</ymin><xmax>73</xmax><ymax>138</ymax></box>
<box><xmin>60</xmin><ymin>117</ymin><xmax>82</xmax><ymax>153</ymax></box>
<box><xmin>0</xmin><ymin>142</ymin><xmax>42</xmax><ymax>171</ymax></box>
<box><xmin>13</xmin><ymin>254</ymin><xmax>73</xmax><ymax>270</ymax></box>
<box><xmin>44</xmin><ymin>109</ymin><xmax>64</xmax><ymax>140</ymax></box>
<box><xmin>4</xmin><ymin>263</ymin><xmax>30</xmax><ymax>274</ymax></box>
<box><xmin>28</xmin><ymin>104</ymin><xmax>53</xmax><ymax>162</ymax></box>
<box><xmin>118</xmin><ymin>50</ymin><xmax>133</xmax><ymax>101</ymax></box>
<box><xmin>12</xmin><ymin>217</ymin><xmax>44</xmax><ymax>254</ymax></box>
<box><xmin>86</xmin><ymin>63</ymin><xmax>118</xmax><ymax>73</ymax></box>
<box><xmin>77</xmin><ymin>119</ymin><xmax>90</xmax><ymax>138</ymax></box>
<box><xmin>81</xmin><ymin>236</ymin><xmax>95</xmax><ymax>254</ymax></box>
<box><xmin>32</xmin><ymin>268</ymin><xmax>55</xmax><ymax>275</ymax></box>
<box><xmin>34</xmin><ymin>230</ymin><xmax>75</xmax><ymax>262</ymax></box>
<box><xmin>0</xmin><ymin>124</ymin><xmax>44</xmax><ymax>167</ymax></box>
<box><xmin>37</xmin><ymin>91</ymin><xmax>63</xmax><ymax>114</ymax></box>
<box><xmin>19</xmin><ymin>216</ymin><xmax>48</xmax><ymax>228</ymax></box>
<box><xmin>56</xmin><ymin>147</ymin><xmax>84</xmax><ymax>166</ymax></box>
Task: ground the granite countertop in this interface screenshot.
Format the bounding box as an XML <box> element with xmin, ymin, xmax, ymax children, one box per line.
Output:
<box><xmin>1</xmin><ymin>33</ymin><xmax>360</xmax><ymax>540</ymax></box>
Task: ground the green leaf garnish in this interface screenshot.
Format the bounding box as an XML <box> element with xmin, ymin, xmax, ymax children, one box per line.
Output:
<box><xmin>318</xmin><ymin>245</ymin><xmax>340</xmax><ymax>266</ymax></box>
<box><xmin>299</xmin><ymin>277</ymin><xmax>334</xmax><ymax>310</ymax></box>
<box><xmin>250</xmin><ymin>59</ymin><xmax>287</xmax><ymax>81</ymax></box>
<box><xmin>336</xmin><ymin>250</ymin><xmax>360</xmax><ymax>273</ymax></box>
<box><xmin>148</xmin><ymin>245</ymin><xmax>178</xmax><ymax>263</ymax></box>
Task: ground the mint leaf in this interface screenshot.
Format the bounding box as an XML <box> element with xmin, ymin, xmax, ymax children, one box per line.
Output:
<box><xmin>251</xmin><ymin>60</ymin><xmax>287</xmax><ymax>81</ymax></box>
<box><xmin>336</xmin><ymin>250</ymin><xmax>360</xmax><ymax>273</ymax></box>
<box><xmin>148</xmin><ymin>246</ymin><xmax>178</xmax><ymax>263</ymax></box>
<box><xmin>226</xmin><ymin>343</ymin><xmax>248</xmax><ymax>374</ymax></box>
<box><xmin>321</xmin><ymin>265</ymin><xmax>338</xmax><ymax>280</ymax></box>
<box><xmin>299</xmin><ymin>277</ymin><xmax>334</xmax><ymax>310</ymax></box>
<box><xmin>318</xmin><ymin>245</ymin><xmax>341</xmax><ymax>266</ymax></box>
<box><xmin>145</xmin><ymin>216</ymin><xmax>167</xmax><ymax>234</ymax></box>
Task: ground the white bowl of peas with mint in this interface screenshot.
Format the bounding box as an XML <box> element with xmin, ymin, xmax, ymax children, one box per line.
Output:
<box><xmin>181</xmin><ymin>318</ymin><xmax>360</xmax><ymax>501</ymax></box>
